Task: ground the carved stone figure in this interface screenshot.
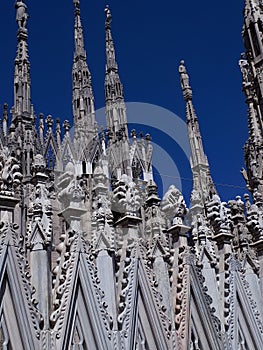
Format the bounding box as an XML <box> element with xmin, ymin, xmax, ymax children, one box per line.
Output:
<box><xmin>105</xmin><ymin>5</ymin><xmax>112</xmax><ymax>25</ymax></box>
<box><xmin>112</xmin><ymin>174</ymin><xmax>141</xmax><ymax>216</ymax></box>
<box><xmin>0</xmin><ymin>147</ymin><xmax>22</xmax><ymax>195</ymax></box>
<box><xmin>179</xmin><ymin>60</ymin><xmax>190</xmax><ymax>89</ymax></box>
<box><xmin>239</xmin><ymin>55</ymin><xmax>253</xmax><ymax>88</ymax></box>
<box><xmin>161</xmin><ymin>185</ymin><xmax>188</xmax><ymax>226</ymax></box>
<box><xmin>57</xmin><ymin>162</ymin><xmax>85</xmax><ymax>210</ymax></box>
<box><xmin>15</xmin><ymin>0</ymin><xmax>28</xmax><ymax>29</ymax></box>
<box><xmin>32</xmin><ymin>154</ymin><xmax>46</xmax><ymax>175</ymax></box>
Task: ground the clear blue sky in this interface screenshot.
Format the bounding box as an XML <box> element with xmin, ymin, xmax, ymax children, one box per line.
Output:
<box><xmin>0</xmin><ymin>1</ymin><xmax>247</xmax><ymax>202</ymax></box>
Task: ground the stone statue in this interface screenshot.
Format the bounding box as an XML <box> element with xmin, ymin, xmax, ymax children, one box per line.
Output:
<box><xmin>239</xmin><ymin>54</ymin><xmax>252</xmax><ymax>89</ymax></box>
<box><xmin>161</xmin><ymin>185</ymin><xmax>187</xmax><ymax>222</ymax></box>
<box><xmin>0</xmin><ymin>147</ymin><xmax>22</xmax><ymax>195</ymax></box>
<box><xmin>105</xmin><ymin>5</ymin><xmax>112</xmax><ymax>26</ymax></box>
<box><xmin>32</xmin><ymin>154</ymin><xmax>46</xmax><ymax>175</ymax></box>
<box><xmin>179</xmin><ymin>60</ymin><xmax>190</xmax><ymax>89</ymax></box>
<box><xmin>15</xmin><ymin>0</ymin><xmax>28</xmax><ymax>29</ymax></box>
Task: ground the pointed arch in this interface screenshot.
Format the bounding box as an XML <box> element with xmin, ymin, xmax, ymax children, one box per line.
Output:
<box><xmin>44</xmin><ymin>132</ymin><xmax>59</xmax><ymax>170</ymax></box>
<box><xmin>56</xmin><ymin>250</ymin><xmax>112</xmax><ymax>350</ymax></box>
<box><xmin>190</xmin><ymin>265</ymin><xmax>223</xmax><ymax>350</ymax></box>
<box><xmin>133</xmin><ymin>259</ymin><xmax>172</xmax><ymax>349</ymax></box>
<box><xmin>60</xmin><ymin>137</ymin><xmax>76</xmax><ymax>171</ymax></box>
<box><xmin>235</xmin><ymin>273</ymin><xmax>263</xmax><ymax>349</ymax></box>
<box><xmin>0</xmin><ymin>244</ymin><xmax>41</xmax><ymax>349</ymax></box>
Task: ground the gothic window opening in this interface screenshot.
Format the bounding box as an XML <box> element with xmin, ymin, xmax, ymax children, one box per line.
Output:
<box><xmin>91</xmin><ymin>150</ymin><xmax>100</xmax><ymax>173</ymax></box>
<box><xmin>132</xmin><ymin>158</ymin><xmax>143</xmax><ymax>181</ymax></box>
<box><xmin>110</xmin><ymin>172</ymin><xmax>118</xmax><ymax>191</ymax></box>
<box><xmin>117</xmin><ymin>82</ymin><xmax>122</xmax><ymax>96</ymax></box>
<box><xmin>63</xmin><ymin>149</ymin><xmax>73</xmax><ymax>166</ymax></box>
<box><xmin>87</xmin><ymin>97</ymin><xmax>91</xmax><ymax>114</ymax></box>
<box><xmin>82</xmin><ymin>160</ymin><xmax>87</xmax><ymax>174</ymax></box>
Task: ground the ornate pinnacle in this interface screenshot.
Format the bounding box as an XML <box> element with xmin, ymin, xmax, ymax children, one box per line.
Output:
<box><xmin>13</xmin><ymin>0</ymin><xmax>34</xmax><ymax>121</ymax></box>
<box><xmin>73</xmin><ymin>0</ymin><xmax>85</xmax><ymax>57</ymax></box>
<box><xmin>104</xmin><ymin>5</ymin><xmax>127</xmax><ymax>141</ymax></box>
<box><xmin>179</xmin><ymin>60</ymin><xmax>217</xmax><ymax>204</ymax></box>
<box><xmin>72</xmin><ymin>0</ymin><xmax>96</xmax><ymax>135</ymax></box>
<box><xmin>105</xmin><ymin>6</ymin><xmax>118</xmax><ymax>74</ymax></box>
<box><xmin>179</xmin><ymin>60</ymin><xmax>193</xmax><ymax>101</ymax></box>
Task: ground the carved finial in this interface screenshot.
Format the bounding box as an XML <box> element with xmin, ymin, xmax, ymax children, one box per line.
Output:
<box><xmin>145</xmin><ymin>133</ymin><xmax>152</xmax><ymax>141</ymax></box>
<box><xmin>146</xmin><ymin>179</ymin><xmax>160</xmax><ymax>205</ymax></box>
<box><xmin>15</xmin><ymin>0</ymin><xmax>29</xmax><ymax>31</ymax></box>
<box><xmin>56</xmin><ymin>118</ymin><xmax>61</xmax><ymax>130</ymax></box>
<box><xmin>105</xmin><ymin>5</ymin><xmax>112</xmax><ymax>28</ymax></box>
<box><xmin>46</xmin><ymin>115</ymin><xmax>53</xmax><ymax>129</ymax></box>
<box><xmin>63</xmin><ymin>120</ymin><xmax>71</xmax><ymax>133</ymax></box>
<box><xmin>131</xmin><ymin>129</ymin><xmax>137</xmax><ymax>139</ymax></box>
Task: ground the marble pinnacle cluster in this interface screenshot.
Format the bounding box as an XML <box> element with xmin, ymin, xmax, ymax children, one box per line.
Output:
<box><xmin>0</xmin><ymin>1</ymin><xmax>262</xmax><ymax>349</ymax></box>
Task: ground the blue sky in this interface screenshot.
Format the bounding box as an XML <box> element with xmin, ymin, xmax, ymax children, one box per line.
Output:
<box><xmin>0</xmin><ymin>1</ymin><xmax>247</xmax><ymax>202</ymax></box>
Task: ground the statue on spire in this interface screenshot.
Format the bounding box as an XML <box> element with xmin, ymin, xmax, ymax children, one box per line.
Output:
<box><xmin>179</xmin><ymin>60</ymin><xmax>190</xmax><ymax>89</ymax></box>
<box><xmin>73</xmin><ymin>0</ymin><xmax>80</xmax><ymax>12</ymax></box>
<box><xmin>179</xmin><ymin>60</ymin><xmax>193</xmax><ymax>101</ymax></box>
<box><xmin>15</xmin><ymin>0</ymin><xmax>28</xmax><ymax>29</ymax></box>
<box><xmin>105</xmin><ymin>5</ymin><xmax>112</xmax><ymax>27</ymax></box>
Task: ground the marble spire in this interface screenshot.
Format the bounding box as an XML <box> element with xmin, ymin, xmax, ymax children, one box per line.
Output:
<box><xmin>72</xmin><ymin>0</ymin><xmax>96</xmax><ymax>138</ymax></box>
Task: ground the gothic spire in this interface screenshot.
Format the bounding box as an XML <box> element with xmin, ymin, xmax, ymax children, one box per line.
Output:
<box><xmin>104</xmin><ymin>6</ymin><xmax>128</xmax><ymax>142</ymax></box>
<box><xmin>179</xmin><ymin>60</ymin><xmax>216</xmax><ymax>205</ymax></box>
<box><xmin>73</xmin><ymin>0</ymin><xmax>86</xmax><ymax>58</ymax></box>
<box><xmin>239</xmin><ymin>1</ymin><xmax>263</xmax><ymax>197</ymax></box>
<box><xmin>105</xmin><ymin>6</ymin><xmax>118</xmax><ymax>76</ymax></box>
<box><xmin>72</xmin><ymin>0</ymin><xmax>96</xmax><ymax>138</ymax></box>
<box><xmin>12</xmin><ymin>0</ymin><xmax>34</xmax><ymax>123</ymax></box>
